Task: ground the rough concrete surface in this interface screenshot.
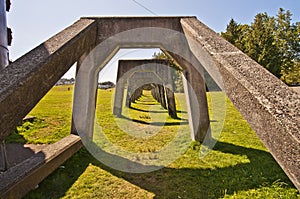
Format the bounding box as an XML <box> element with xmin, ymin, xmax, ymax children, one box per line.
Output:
<box><xmin>290</xmin><ymin>86</ymin><xmax>300</xmax><ymax>95</ymax></box>
<box><xmin>0</xmin><ymin>135</ymin><xmax>82</xmax><ymax>199</ymax></box>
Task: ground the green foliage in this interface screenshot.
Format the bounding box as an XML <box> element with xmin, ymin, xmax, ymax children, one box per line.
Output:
<box><xmin>285</xmin><ymin>61</ymin><xmax>300</xmax><ymax>85</ymax></box>
<box><xmin>246</xmin><ymin>13</ymin><xmax>281</xmax><ymax>77</ymax></box>
<box><xmin>221</xmin><ymin>8</ymin><xmax>300</xmax><ymax>85</ymax></box>
<box><xmin>221</xmin><ymin>19</ymin><xmax>249</xmax><ymax>51</ymax></box>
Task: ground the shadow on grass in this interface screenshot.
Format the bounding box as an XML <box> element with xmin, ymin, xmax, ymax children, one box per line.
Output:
<box><xmin>136</xmin><ymin>102</ymin><xmax>159</xmax><ymax>106</ymax></box>
<box><xmin>118</xmin><ymin>115</ymin><xmax>188</xmax><ymax>126</ymax></box>
<box><xmin>108</xmin><ymin>141</ymin><xmax>295</xmax><ymax>198</ymax></box>
<box><xmin>25</xmin><ymin>141</ymin><xmax>296</xmax><ymax>199</ymax></box>
<box><xmin>176</xmin><ymin>110</ymin><xmax>188</xmax><ymax>114</ymax></box>
<box><xmin>129</xmin><ymin>106</ymin><xmax>188</xmax><ymax>114</ymax></box>
<box><xmin>129</xmin><ymin>106</ymin><xmax>167</xmax><ymax>114</ymax></box>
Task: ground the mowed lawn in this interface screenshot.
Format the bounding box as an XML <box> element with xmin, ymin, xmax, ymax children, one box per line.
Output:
<box><xmin>7</xmin><ymin>85</ymin><xmax>299</xmax><ymax>198</ymax></box>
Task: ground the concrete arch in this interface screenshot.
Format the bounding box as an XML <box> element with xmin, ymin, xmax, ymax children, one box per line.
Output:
<box><xmin>73</xmin><ymin>26</ymin><xmax>211</xmax><ymax>142</ymax></box>
<box><xmin>113</xmin><ymin>59</ymin><xmax>178</xmax><ymax>119</ymax></box>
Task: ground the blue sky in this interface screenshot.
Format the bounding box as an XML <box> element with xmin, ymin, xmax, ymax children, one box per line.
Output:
<box><xmin>6</xmin><ymin>0</ymin><xmax>300</xmax><ymax>81</ymax></box>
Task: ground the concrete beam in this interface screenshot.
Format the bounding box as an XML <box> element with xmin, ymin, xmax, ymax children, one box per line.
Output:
<box><xmin>0</xmin><ymin>19</ymin><xmax>97</xmax><ymax>141</ymax></box>
<box><xmin>125</xmin><ymin>84</ymin><xmax>132</xmax><ymax>107</ymax></box>
<box><xmin>0</xmin><ymin>134</ymin><xmax>83</xmax><ymax>199</ymax></box>
<box><xmin>181</xmin><ymin>17</ymin><xmax>300</xmax><ymax>190</ymax></box>
<box><xmin>90</xmin><ymin>17</ymin><xmax>187</xmax><ymax>44</ymax></box>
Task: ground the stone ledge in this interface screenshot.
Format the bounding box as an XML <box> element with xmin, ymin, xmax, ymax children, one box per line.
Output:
<box><xmin>0</xmin><ymin>134</ymin><xmax>83</xmax><ymax>199</ymax></box>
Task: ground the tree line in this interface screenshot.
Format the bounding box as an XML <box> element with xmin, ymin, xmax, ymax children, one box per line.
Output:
<box><xmin>221</xmin><ymin>8</ymin><xmax>300</xmax><ymax>85</ymax></box>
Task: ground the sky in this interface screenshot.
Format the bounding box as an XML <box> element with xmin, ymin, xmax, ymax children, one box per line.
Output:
<box><xmin>6</xmin><ymin>0</ymin><xmax>300</xmax><ymax>81</ymax></box>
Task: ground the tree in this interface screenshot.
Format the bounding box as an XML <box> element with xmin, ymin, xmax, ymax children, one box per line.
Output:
<box><xmin>221</xmin><ymin>8</ymin><xmax>300</xmax><ymax>85</ymax></box>
<box><xmin>276</xmin><ymin>8</ymin><xmax>300</xmax><ymax>83</ymax></box>
<box><xmin>221</xmin><ymin>19</ymin><xmax>249</xmax><ymax>51</ymax></box>
<box><xmin>245</xmin><ymin>13</ymin><xmax>282</xmax><ymax>77</ymax></box>
<box><xmin>284</xmin><ymin>61</ymin><xmax>300</xmax><ymax>85</ymax></box>
<box><xmin>221</xmin><ymin>19</ymin><xmax>240</xmax><ymax>44</ymax></box>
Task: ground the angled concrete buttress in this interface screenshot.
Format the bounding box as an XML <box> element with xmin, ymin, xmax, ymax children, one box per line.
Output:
<box><xmin>180</xmin><ymin>17</ymin><xmax>300</xmax><ymax>190</ymax></box>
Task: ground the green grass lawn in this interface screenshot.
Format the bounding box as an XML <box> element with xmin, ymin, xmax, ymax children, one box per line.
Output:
<box><xmin>7</xmin><ymin>85</ymin><xmax>299</xmax><ymax>198</ymax></box>
<box><xmin>6</xmin><ymin>85</ymin><xmax>73</xmax><ymax>144</ymax></box>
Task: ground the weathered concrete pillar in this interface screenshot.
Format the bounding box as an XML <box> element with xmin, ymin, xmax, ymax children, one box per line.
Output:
<box><xmin>0</xmin><ymin>3</ymin><xmax>8</xmax><ymax>164</ymax></box>
<box><xmin>164</xmin><ymin>65</ymin><xmax>177</xmax><ymax>118</ymax></box>
<box><xmin>71</xmin><ymin>49</ymin><xmax>95</xmax><ymax>136</ymax></box>
<box><xmin>156</xmin><ymin>85</ymin><xmax>162</xmax><ymax>105</ymax></box>
<box><xmin>151</xmin><ymin>82</ymin><xmax>177</xmax><ymax>118</ymax></box>
<box><xmin>113</xmin><ymin>66</ymin><xmax>126</xmax><ymax>116</ymax></box>
<box><xmin>125</xmin><ymin>80</ymin><xmax>133</xmax><ymax>108</ymax></box>
<box><xmin>153</xmin><ymin>85</ymin><xmax>158</xmax><ymax>101</ymax></box>
<box><xmin>165</xmin><ymin>87</ymin><xmax>177</xmax><ymax>118</ymax></box>
<box><xmin>125</xmin><ymin>89</ymin><xmax>131</xmax><ymax>107</ymax></box>
<box><xmin>151</xmin><ymin>84</ymin><xmax>161</xmax><ymax>104</ymax></box>
<box><xmin>167</xmin><ymin>52</ymin><xmax>210</xmax><ymax>141</ymax></box>
<box><xmin>158</xmin><ymin>84</ymin><xmax>167</xmax><ymax>109</ymax></box>
<box><xmin>137</xmin><ymin>87</ymin><xmax>143</xmax><ymax>99</ymax></box>
<box><xmin>182</xmin><ymin>67</ymin><xmax>210</xmax><ymax>141</ymax></box>
<box><xmin>154</xmin><ymin>65</ymin><xmax>167</xmax><ymax>109</ymax></box>
<box><xmin>0</xmin><ymin>0</ymin><xmax>8</xmax><ymax>69</ymax></box>
<box><xmin>126</xmin><ymin>82</ymin><xmax>143</xmax><ymax>108</ymax></box>
<box><xmin>151</xmin><ymin>85</ymin><xmax>159</xmax><ymax>102</ymax></box>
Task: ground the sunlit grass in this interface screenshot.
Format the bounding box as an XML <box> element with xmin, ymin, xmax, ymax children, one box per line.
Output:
<box><xmin>9</xmin><ymin>86</ymin><xmax>299</xmax><ymax>199</ymax></box>
<box><xmin>6</xmin><ymin>85</ymin><xmax>73</xmax><ymax>144</ymax></box>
